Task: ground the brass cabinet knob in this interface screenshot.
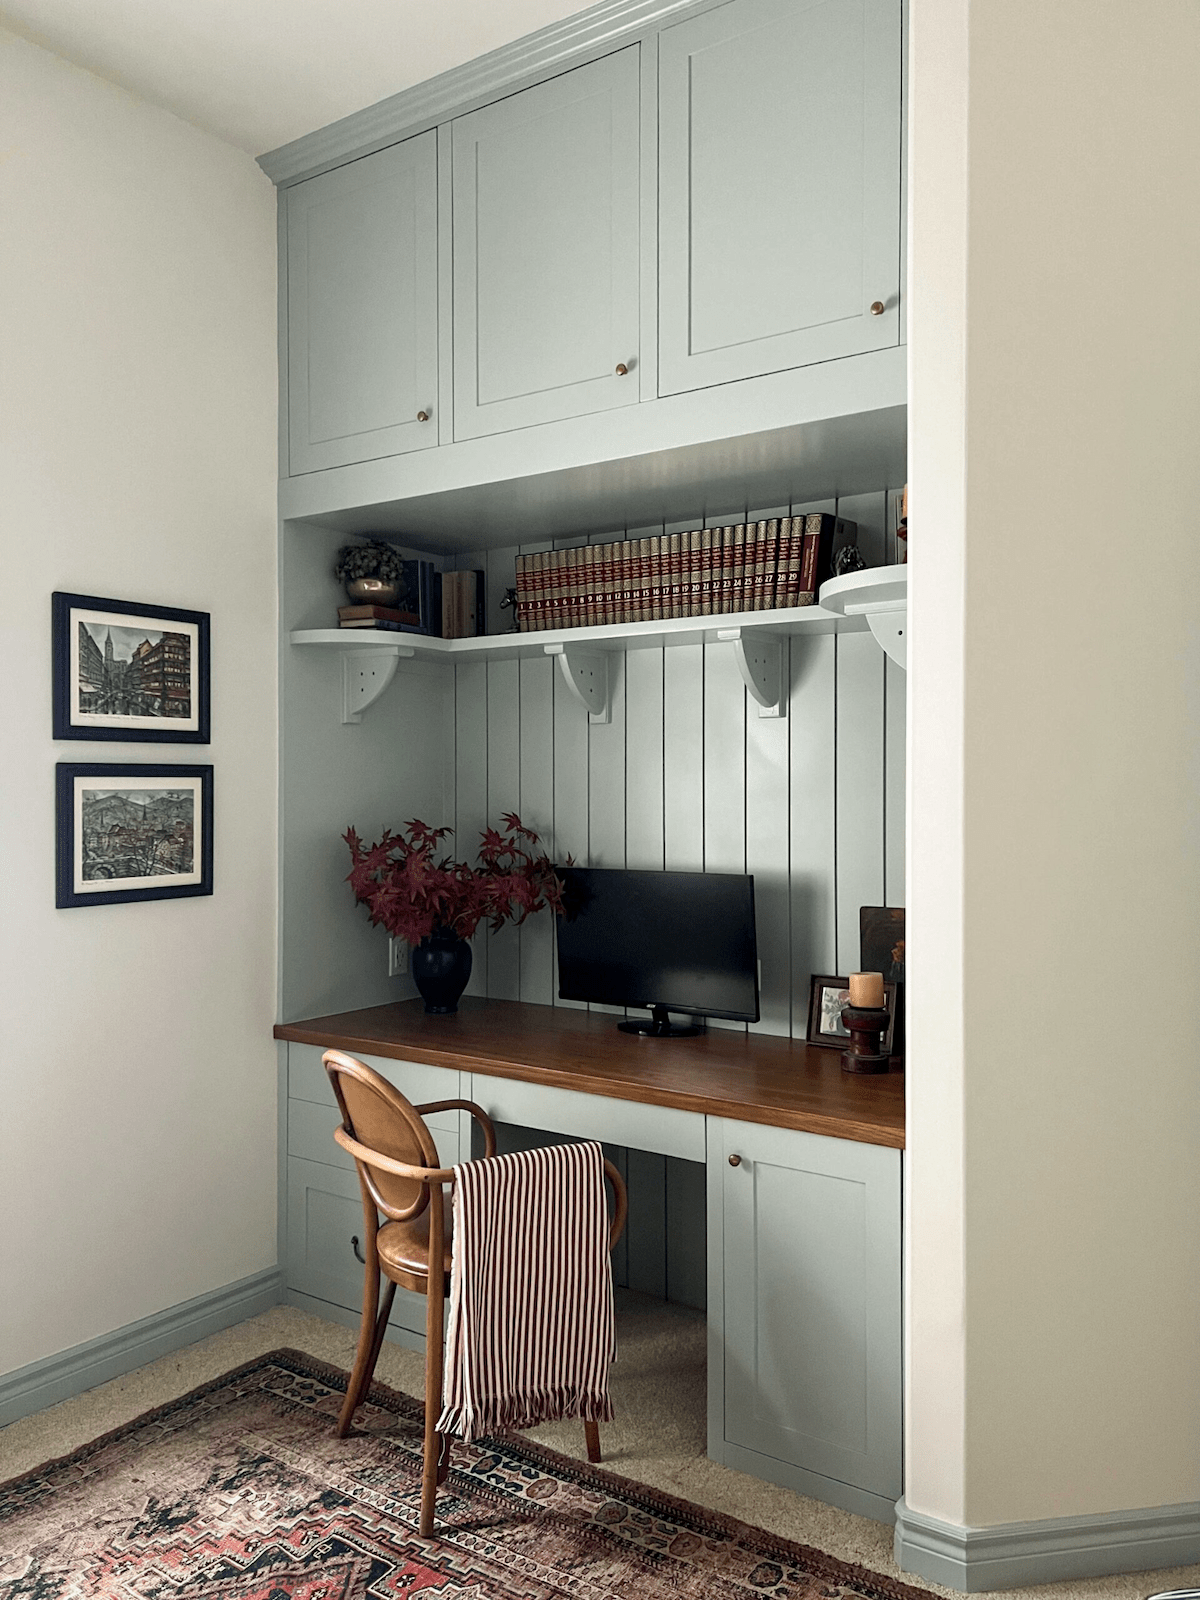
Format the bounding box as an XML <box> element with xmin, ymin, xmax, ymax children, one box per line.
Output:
<box><xmin>869</xmin><ymin>301</ymin><xmax>886</xmax><ymax>316</ymax></box>
<box><xmin>728</xmin><ymin>1153</ymin><xmax>742</xmax><ymax>1167</ymax></box>
<box><xmin>417</xmin><ymin>410</ymin><xmax>430</xmax><ymax>422</ymax></box>
<box><xmin>615</xmin><ymin>362</ymin><xmax>629</xmax><ymax>376</ymax></box>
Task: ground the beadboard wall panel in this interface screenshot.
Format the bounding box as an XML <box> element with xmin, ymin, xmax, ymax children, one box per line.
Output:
<box><xmin>450</xmin><ymin>494</ymin><xmax>905</xmax><ymax>1041</ymax></box>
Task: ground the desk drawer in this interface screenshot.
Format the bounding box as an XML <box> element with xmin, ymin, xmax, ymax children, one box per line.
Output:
<box><xmin>288</xmin><ymin>1042</ymin><xmax>461</xmax><ymax>1111</ymax></box>
<box><xmin>289</xmin><ymin>1096</ymin><xmax>463</xmax><ymax>1171</ymax></box>
<box><xmin>464</xmin><ymin>1073</ymin><xmax>706</xmax><ymax>1163</ymax></box>
<box><xmin>286</xmin><ymin>1155</ymin><xmax>434</xmax><ymax>1339</ymax></box>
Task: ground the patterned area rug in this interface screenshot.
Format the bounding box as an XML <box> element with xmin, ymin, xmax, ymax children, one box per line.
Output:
<box><xmin>0</xmin><ymin>1349</ymin><xmax>930</xmax><ymax>1599</ymax></box>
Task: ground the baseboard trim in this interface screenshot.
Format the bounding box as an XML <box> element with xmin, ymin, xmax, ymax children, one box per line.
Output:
<box><xmin>717</xmin><ymin>1439</ymin><xmax>898</xmax><ymax>1524</ymax></box>
<box><xmin>0</xmin><ymin>1267</ymin><xmax>284</xmax><ymax>1428</ymax></box>
<box><xmin>894</xmin><ymin>1496</ymin><xmax>1200</xmax><ymax>1591</ymax></box>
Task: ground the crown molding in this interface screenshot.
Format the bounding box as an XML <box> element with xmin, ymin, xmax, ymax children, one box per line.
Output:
<box><xmin>258</xmin><ymin>0</ymin><xmax>697</xmax><ymax>188</ymax></box>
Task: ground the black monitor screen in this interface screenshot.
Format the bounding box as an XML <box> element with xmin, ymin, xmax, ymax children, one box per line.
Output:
<box><xmin>555</xmin><ymin>867</ymin><xmax>758</xmax><ymax>1023</ymax></box>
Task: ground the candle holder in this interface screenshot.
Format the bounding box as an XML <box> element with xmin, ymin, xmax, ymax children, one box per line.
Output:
<box><xmin>840</xmin><ymin>1005</ymin><xmax>892</xmax><ymax>1074</ymax></box>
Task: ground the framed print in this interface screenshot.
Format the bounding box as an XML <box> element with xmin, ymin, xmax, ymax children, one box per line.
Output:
<box><xmin>55</xmin><ymin>763</ymin><xmax>213</xmax><ymax>908</ymax></box>
<box><xmin>52</xmin><ymin>592</ymin><xmax>210</xmax><ymax>742</ymax></box>
<box><xmin>806</xmin><ymin>974</ymin><xmax>898</xmax><ymax>1052</ymax></box>
<box><xmin>860</xmin><ymin>905</ymin><xmax>905</xmax><ymax>984</ymax></box>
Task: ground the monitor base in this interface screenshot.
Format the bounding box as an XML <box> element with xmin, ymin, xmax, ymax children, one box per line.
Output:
<box><xmin>618</xmin><ymin>1005</ymin><xmax>704</xmax><ymax>1039</ymax></box>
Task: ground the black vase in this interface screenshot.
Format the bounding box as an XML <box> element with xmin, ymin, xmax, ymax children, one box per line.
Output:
<box><xmin>411</xmin><ymin>928</ymin><xmax>472</xmax><ymax>1014</ymax></box>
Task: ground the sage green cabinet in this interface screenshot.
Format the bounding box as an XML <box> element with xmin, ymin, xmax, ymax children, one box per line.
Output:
<box><xmin>286</xmin><ymin>133</ymin><xmax>439</xmax><ymax>474</ymax></box>
<box><xmin>451</xmin><ymin>47</ymin><xmax>642</xmax><ymax>441</ymax></box>
<box><xmin>658</xmin><ymin>0</ymin><xmax>902</xmax><ymax>395</ymax></box>
<box><xmin>709</xmin><ymin>1116</ymin><xmax>902</xmax><ymax>1520</ymax></box>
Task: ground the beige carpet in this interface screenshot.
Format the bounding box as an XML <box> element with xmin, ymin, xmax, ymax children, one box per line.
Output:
<box><xmin>2</xmin><ymin>1290</ymin><xmax>1198</xmax><ymax>1600</ymax></box>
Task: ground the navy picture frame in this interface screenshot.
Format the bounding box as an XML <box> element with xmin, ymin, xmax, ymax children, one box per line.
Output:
<box><xmin>52</xmin><ymin>591</ymin><xmax>211</xmax><ymax>743</ymax></box>
<box><xmin>56</xmin><ymin>763</ymin><xmax>214</xmax><ymax>908</ymax></box>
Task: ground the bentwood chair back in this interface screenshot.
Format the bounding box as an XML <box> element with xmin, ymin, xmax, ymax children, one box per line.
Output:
<box><xmin>322</xmin><ymin>1047</ymin><xmax>627</xmax><ymax>1540</ymax></box>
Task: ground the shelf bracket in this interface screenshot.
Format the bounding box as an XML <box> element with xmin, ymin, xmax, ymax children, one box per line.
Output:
<box><xmin>544</xmin><ymin>644</ymin><xmax>610</xmax><ymax>723</ymax></box>
<box><xmin>342</xmin><ymin>646</ymin><xmax>413</xmax><ymax>724</ymax></box>
<box><xmin>717</xmin><ymin>628</ymin><xmax>785</xmax><ymax>718</ymax></box>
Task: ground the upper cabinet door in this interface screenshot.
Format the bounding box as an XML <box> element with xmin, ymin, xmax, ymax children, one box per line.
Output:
<box><xmin>452</xmin><ymin>48</ymin><xmax>641</xmax><ymax>442</ymax></box>
<box><xmin>658</xmin><ymin>0</ymin><xmax>902</xmax><ymax>396</ymax></box>
<box><xmin>286</xmin><ymin>133</ymin><xmax>438</xmax><ymax>475</ymax></box>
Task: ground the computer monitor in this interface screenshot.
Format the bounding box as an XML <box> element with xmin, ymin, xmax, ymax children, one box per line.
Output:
<box><xmin>555</xmin><ymin>866</ymin><xmax>758</xmax><ymax>1037</ymax></box>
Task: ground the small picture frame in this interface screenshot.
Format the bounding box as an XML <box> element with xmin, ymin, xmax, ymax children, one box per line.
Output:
<box><xmin>52</xmin><ymin>592</ymin><xmax>210</xmax><ymax>742</ymax></box>
<box><xmin>806</xmin><ymin>974</ymin><xmax>898</xmax><ymax>1052</ymax></box>
<box><xmin>56</xmin><ymin>763</ymin><xmax>214</xmax><ymax>908</ymax></box>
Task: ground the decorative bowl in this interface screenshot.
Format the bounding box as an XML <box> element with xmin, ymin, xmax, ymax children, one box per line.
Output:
<box><xmin>345</xmin><ymin>576</ymin><xmax>402</xmax><ymax>608</ymax></box>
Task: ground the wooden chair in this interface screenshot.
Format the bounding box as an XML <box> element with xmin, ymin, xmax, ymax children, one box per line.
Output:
<box><xmin>323</xmin><ymin>1047</ymin><xmax>628</xmax><ymax>1538</ymax></box>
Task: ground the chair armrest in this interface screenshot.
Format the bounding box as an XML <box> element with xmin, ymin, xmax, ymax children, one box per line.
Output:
<box><xmin>413</xmin><ymin>1099</ymin><xmax>496</xmax><ymax>1159</ymax></box>
<box><xmin>333</xmin><ymin>1124</ymin><xmax>456</xmax><ymax>1184</ymax></box>
<box><xmin>603</xmin><ymin>1158</ymin><xmax>628</xmax><ymax>1252</ymax></box>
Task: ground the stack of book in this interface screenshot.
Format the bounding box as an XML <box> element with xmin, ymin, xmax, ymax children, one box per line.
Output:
<box><xmin>337</xmin><ymin>558</ymin><xmax>442</xmax><ymax>635</ymax></box>
<box><xmin>513</xmin><ymin>514</ymin><xmax>856</xmax><ymax>633</ymax></box>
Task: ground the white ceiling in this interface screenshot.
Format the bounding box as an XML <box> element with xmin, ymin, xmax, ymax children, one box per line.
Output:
<box><xmin>0</xmin><ymin>0</ymin><xmax>597</xmax><ymax>155</ymax></box>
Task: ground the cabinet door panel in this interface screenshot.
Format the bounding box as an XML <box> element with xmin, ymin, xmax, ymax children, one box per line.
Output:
<box><xmin>716</xmin><ymin>1117</ymin><xmax>901</xmax><ymax>1498</ymax></box>
<box><xmin>452</xmin><ymin>48</ymin><xmax>641</xmax><ymax>439</ymax></box>
<box><xmin>287</xmin><ymin>134</ymin><xmax>438</xmax><ymax>473</ymax></box>
<box><xmin>659</xmin><ymin>0</ymin><xmax>901</xmax><ymax>394</ymax></box>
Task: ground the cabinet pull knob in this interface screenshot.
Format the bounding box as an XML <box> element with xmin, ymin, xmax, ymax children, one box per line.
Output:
<box><xmin>614</xmin><ymin>362</ymin><xmax>629</xmax><ymax>376</ymax></box>
<box><xmin>869</xmin><ymin>301</ymin><xmax>886</xmax><ymax>316</ymax></box>
<box><xmin>417</xmin><ymin>410</ymin><xmax>430</xmax><ymax>422</ymax></box>
<box><xmin>351</xmin><ymin>1235</ymin><xmax>366</xmax><ymax>1264</ymax></box>
<box><xmin>728</xmin><ymin>1153</ymin><xmax>742</xmax><ymax>1167</ymax></box>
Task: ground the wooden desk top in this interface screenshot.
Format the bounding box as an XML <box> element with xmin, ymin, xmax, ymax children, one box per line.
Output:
<box><xmin>274</xmin><ymin>997</ymin><xmax>905</xmax><ymax>1149</ymax></box>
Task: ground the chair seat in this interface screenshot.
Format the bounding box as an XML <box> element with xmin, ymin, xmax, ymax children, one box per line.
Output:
<box><xmin>377</xmin><ymin>1211</ymin><xmax>454</xmax><ymax>1283</ymax></box>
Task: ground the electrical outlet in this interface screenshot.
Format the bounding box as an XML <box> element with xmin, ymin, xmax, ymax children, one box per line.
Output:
<box><xmin>388</xmin><ymin>936</ymin><xmax>408</xmax><ymax>977</ymax></box>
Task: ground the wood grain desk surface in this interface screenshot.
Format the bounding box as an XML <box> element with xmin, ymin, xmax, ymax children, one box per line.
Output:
<box><xmin>274</xmin><ymin>997</ymin><xmax>905</xmax><ymax>1149</ymax></box>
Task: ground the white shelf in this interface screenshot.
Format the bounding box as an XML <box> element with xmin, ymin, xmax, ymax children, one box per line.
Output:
<box><xmin>818</xmin><ymin>564</ymin><xmax>907</xmax><ymax>669</ymax></box>
<box><xmin>291</xmin><ymin>596</ymin><xmax>887</xmax><ymax>723</ymax></box>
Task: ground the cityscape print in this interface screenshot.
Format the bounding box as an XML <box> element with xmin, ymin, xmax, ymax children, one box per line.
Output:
<box><xmin>78</xmin><ymin>620</ymin><xmax>191</xmax><ymax>719</ymax></box>
<box><xmin>80</xmin><ymin>787</ymin><xmax>195</xmax><ymax>882</ymax></box>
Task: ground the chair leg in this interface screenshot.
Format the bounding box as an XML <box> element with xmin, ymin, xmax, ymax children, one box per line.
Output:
<box><xmin>419</xmin><ymin>1270</ymin><xmax>446</xmax><ymax>1538</ymax></box>
<box><xmin>336</xmin><ymin>1268</ymin><xmax>395</xmax><ymax>1438</ymax></box>
<box><xmin>584</xmin><ymin>1419</ymin><xmax>602</xmax><ymax>1464</ymax></box>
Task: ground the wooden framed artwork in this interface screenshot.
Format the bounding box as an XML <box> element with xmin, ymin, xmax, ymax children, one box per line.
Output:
<box><xmin>55</xmin><ymin>763</ymin><xmax>214</xmax><ymax>908</ymax></box>
<box><xmin>806</xmin><ymin>974</ymin><xmax>898</xmax><ymax>1052</ymax></box>
<box><xmin>52</xmin><ymin>592</ymin><xmax>210</xmax><ymax>742</ymax></box>
<box><xmin>859</xmin><ymin>905</ymin><xmax>905</xmax><ymax>984</ymax></box>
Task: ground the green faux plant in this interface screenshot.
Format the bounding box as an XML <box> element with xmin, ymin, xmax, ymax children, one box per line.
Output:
<box><xmin>333</xmin><ymin>539</ymin><xmax>405</xmax><ymax>585</ymax></box>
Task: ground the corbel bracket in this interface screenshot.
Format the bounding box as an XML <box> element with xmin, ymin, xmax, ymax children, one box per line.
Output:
<box><xmin>848</xmin><ymin>600</ymin><xmax>907</xmax><ymax>670</ymax></box>
<box><xmin>544</xmin><ymin>643</ymin><xmax>610</xmax><ymax>723</ymax></box>
<box><xmin>717</xmin><ymin>628</ymin><xmax>785</xmax><ymax>718</ymax></box>
<box><xmin>342</xmin><ymin>646</ymin><xmax>413</xmax><ymax>724</ymax></box>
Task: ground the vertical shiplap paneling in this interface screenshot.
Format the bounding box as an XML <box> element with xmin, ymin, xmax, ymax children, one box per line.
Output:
<box><xmin>624</xmin><ymin>645</ymin><xmax>665</xmax><ymax>870</ymax></box>
<box><xmin>486</xmin><ymin>656</ymin><xmax>522</xmax><ymax>998</ymax></box>
<box><xmin>518</xmin><ymin>654</ymin><xmax>556</xmax><ymax>1005</ymax></box>
<box><xmin>703</xmin><ymin>637</ymin><xmax>747</xmax><ymax>1031</ymax></box>
<box><xmin>885</xmin><ymin>657</ymin><xmax>907</xmax><ymax>907</ymax></box>
<box><xmin>551</xmin><ymin>642</ymin><xmax>590</xmax><ymax>1008</ymax></box>
<box><xmin>455</xmin><ymin>660</ymin><xmax>489</xmax><ymax>995</ymax></box>
<box><xmin>745</xmin><ymin>504</ymin><xmax>792</xmax><ymax>1035</ymax></box>
<box><xmin>587</xmin><ymin>638</ymin><xmax>627</xmax><ymax>1014</ymax></box>
<box><xmin>833</xmin><ymin>494</ymin><xmax>889</xmax><ymax>976</ymax></box>
<box><xmin>662</xmin><ymin>642</ymin><xmax>704</xmax><ymax>871</ymax></box>
<box><xmin>788</xmin><ymin>632</ymin><xmax>837</xmax><ymax>1029</ymax></box>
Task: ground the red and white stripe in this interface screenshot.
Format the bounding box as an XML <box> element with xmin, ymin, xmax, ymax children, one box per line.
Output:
<box><xmin>437</xmin><ymin>1141</ymin><xmax>616</xmax><ymax>1441</ymax></box>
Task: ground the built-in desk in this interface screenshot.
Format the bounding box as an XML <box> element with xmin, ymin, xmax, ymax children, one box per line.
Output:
<box><xmin>274</xmin><ymin>997</ymin><xmax>904</xmax><ymax>1523</ymax></box>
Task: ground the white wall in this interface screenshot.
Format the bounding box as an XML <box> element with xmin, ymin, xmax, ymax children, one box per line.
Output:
<box><xmin>907</xmin><ymin>0</ymin><xmax>1200</xmax><ymax>1529</ymax></box>
<box><xmin>0</xmin><ymin>32</ymin><xmax>279</xmax><ymax>1372</ymax></box>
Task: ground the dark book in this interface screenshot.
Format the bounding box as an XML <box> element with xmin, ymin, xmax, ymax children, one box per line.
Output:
<box><xmin>800</xmin><ymin>514</ymin><xmax>858</xmax><ymax>600</ymax></box>
<box><xmin>338</xmin><ymin>603</ymin><xmax>422</xmax><ymax>626</ymax></box>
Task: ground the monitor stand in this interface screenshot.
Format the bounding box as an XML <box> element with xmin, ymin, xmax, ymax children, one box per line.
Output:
<box><xmin>618</xmin><ymin>1005</ymin><xmax>703</xmax><ymax>1039</ymax></box>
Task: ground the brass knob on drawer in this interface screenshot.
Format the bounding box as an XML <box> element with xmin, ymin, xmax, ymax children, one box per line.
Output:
<box><xmin>728</xmin><ymin>1153</ymin><xmax>742</xmax><ymax>1167</ymax></box>
<box><xmin>615</xmin><ymin>362</ymin><xmax>629</xmax><ymax>376</ymax></box>
<box><xmin>869</xmin><ymin>301</ymin><xmax>886</xmax><ymax>316</ymax></box>
<box><xmin>417</xmin><ymin>410</ymin><xmax>430</xmax><ymax>422</ymax></box>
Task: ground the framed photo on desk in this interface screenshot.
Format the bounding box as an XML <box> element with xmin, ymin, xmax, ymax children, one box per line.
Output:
<box><xmin>806</xmin><ymin>974</ymin><xmax>898</xmax><ymax>1053</ymax></box>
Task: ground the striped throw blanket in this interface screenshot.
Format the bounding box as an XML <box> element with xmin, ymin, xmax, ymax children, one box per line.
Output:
<box><xmin>437</xmin><ymin>1140</ymin><xmax>616</xmax><ymax>1442</ymax></box>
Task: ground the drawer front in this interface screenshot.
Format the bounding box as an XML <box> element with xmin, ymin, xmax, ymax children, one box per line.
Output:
<box><xmin>286</xmin><ymin>1155</ymin><xmax>435</xmax><ymax>1338</ymax></box>
<box><xmin>289</xmin><ymin>1095</ymin><xmax>462</xmax><ymax>1172</ymax></box>
<box><xmin>288</xmin><ymin>1042</ymin><xmax>461</xmax><ymax>1112</ymax></box>
<box><xmin>464</xmin><ymin>1072</ymin><xmax>705</xmax><ymax>1163</ymax></box>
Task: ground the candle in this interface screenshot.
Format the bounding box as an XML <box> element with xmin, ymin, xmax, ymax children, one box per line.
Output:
<box><xmin>848</xmin><ymin>971</ymin><xmax>884</xmax><ymax>1008</ymax></box>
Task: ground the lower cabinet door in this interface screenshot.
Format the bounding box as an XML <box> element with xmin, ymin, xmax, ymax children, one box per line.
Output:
<box><xmin>710</xmin><ymin>1117</ymin><xmax>902</xmax><ymax>1516</ymax></box>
